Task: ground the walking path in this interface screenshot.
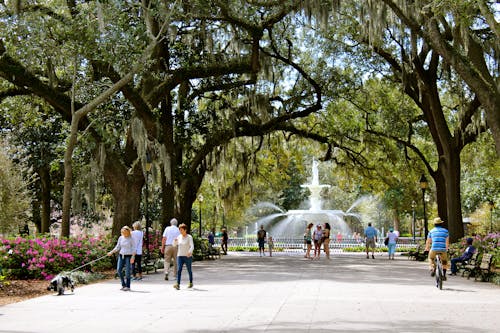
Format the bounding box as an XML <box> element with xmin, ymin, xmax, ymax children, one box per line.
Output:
<box><xmin>0</xmin><ymin>252</ymin><xmax>499</xmax><ymax>333</ymax></box>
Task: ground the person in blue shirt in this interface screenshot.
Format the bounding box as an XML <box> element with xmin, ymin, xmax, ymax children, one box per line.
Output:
<box><xmin>425</xmin><ymin>217</ymin><xmax>450</xmax><ymax>280</ymax></box>
<box><xmin>450</xmin><ymin>237</ymin><xmax>476</xmax><ymax>276</ymax></box>
<box><xmin>208</xmin><ymin>228</ymin><xmax>215</xmax><ymax>246</ymax></box>
<box><xmin>364</xmin><ymin>223</ymin><xmax>377</xmax><ymax>259</ymax></box>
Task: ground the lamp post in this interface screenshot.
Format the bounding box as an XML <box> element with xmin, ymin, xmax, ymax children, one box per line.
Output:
<box><xmin>488</xmin><ymin>200</ymin><xmax>494</xmax><ymax>233</ymax></box>
<box><xmin>419</xmin><ymin>174</ymin><xmax>429</xmax><ymax>241</ymax></box>
<box><xmin>145</xmin><ymin>154</ymin><xmax>152</xmax><ymax>259</ymax></box>
<box><xmin>411</xmin><ymin>200</ymin><xmax>416</xmax><ymax>242</ymax></box>
<box><xmin>198</xmin><ymin>194</ymin><xmax>204</xmax><ymax>238</ymax></box>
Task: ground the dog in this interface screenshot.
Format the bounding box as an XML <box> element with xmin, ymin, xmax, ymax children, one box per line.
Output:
<box><xmin>47</xmin><ymin>274</ymin><xmax>75</xmax><ymax>295</ymax></box>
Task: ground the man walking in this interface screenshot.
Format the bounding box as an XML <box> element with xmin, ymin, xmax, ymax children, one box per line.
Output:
<box><xmin>161</xmin><ymin>218</ymin><xmax>180</xmax><ymax>281</ymax></box>
<box><xmin>257</xmin><ymin>225</ymin><xmax>267</xmax><ymax>257</ymax></box>
<box><xmin>364</xmin><ymin>223</ymin><xmax>377</xmax><ymax>259</ymax></box>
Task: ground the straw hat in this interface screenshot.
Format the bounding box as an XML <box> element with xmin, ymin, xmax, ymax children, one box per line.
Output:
<box><xmin>432</xmin><ymin>217</ymin><xmax>445</xmax><ymax>224</ymax></box>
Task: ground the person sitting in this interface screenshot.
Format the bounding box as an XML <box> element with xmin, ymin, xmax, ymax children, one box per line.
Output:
<box><xmin>450</xmin><ymin>237</ymin><xmax>476</xmax><ymax>276</ymax></box>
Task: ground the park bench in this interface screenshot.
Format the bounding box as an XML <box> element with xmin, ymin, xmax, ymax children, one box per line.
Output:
<box><xmin>474</xmin><ymin>253</ymin><xmax>494</xmax><ymax>282</ymax></box>
<box><xmin>208</xmin><ymin>244</ymin><xmax>221</xmax><ymax>259</ymax></box>
<box><xmin>199</xmin><ymin>240</ymin><xmax>221</xmax><ymax>260</ymax></box>
<box><xmin>458</xmin><ymin>252</ymin><xmax>479</xmax><ymax>277</ymax></box>
<box><xmin>142</xmin><ymin>254</ymin><xmax>161</xmax><ymax>274</ymax></box>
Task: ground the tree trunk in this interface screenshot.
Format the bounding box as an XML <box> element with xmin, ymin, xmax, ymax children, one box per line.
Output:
<box><xmin>176</xmin><ymin>194</ymin><xmax>195</xmax><ymax>234</ymax></box>
<box><xmin>39</xmin><ymin>164</ymin><xmax>51</xmax><ymax>233</ymax></box>
<box><xmin>31</xmin><ymin>197</ymin><xmax>41</xmax><ymax>234</ymax></box>
<box><xmin>176</xmin><ymin>178</ymin><xmax>200</xmax><ymax>234</ymax></box>
<box><xmin>442</xmin><ymin>149</ymin><xmax>464</xmax><ymax>242</ymax></box>
<box><xmin>110</xmin><ymin>182</ymin><xmax>142</xmax><ymax>236</ymax></box>
<box><xmin>434</xmin><ymin>169</ymin><xmax>447</xmax><ymax>222</ymax></box>
<box><xmin>160</xmin><ymin>97</ymin><xmax>175</xmax><ymax>231</ymax></box>
<box><xmin>61</xmin><ymin>116</ymin><xmax>79</xmax><ymax>238</ymax></box>
<box><xmin>102</xmin><ymin>153</ymin><xmax>144</xmax><ymax>237</ymax></box>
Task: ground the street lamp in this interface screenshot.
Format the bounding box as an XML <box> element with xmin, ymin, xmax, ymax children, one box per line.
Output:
<box><xmin>419</xmin><ymin>174</ymin><xmax>429</xmax><ymax>241</ymax></box>
<box><xmin>198</xmin><ymin>194</ymin><xmax>204</xmax><ymax>238</ymax></box>
<box><xmin>411</xmin><ymin>200</ymin><xmax>416</xmax><ymax>241</ymax></box>
<box><xmin>144</xmin><ymin>153</ymin><xmax>152</xmax><ymax>259</ymax></box>
<box><xmin>488</xmin><ymin>200</ymin><xmax>494</xmax><ymax>233</ymax></box>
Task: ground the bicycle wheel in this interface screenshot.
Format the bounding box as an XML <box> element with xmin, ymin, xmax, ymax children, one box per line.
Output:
<box><xmin>435</xmin><ymin>257</ymin><xmax>443</xmax><ymax>290</ymax></box>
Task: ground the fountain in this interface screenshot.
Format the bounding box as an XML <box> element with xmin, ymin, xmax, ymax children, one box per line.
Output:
<box><xmin>249</xmin><ymin>159</ymin><xmax>361</xmax><ymax>239</ymax></box>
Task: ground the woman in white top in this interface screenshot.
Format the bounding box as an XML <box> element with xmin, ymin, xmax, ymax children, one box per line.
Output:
<box><xmin>107</xmin><ymin>226</ymin><xmax>136</xmax><ymax>291</ymax></box>
<box><xmin>131</xmin><ymin>221</ymin><xmax>144</xmax><ymax>280</ymax></box>
<box><xmin>173</xmin><ymin>223</ymin><xmax>194</xmax><ymax>290</ymax></box>
<box><xmin>386</xmin><ymin>228</ymin><xmax>398</xmax><ymax>260</ymax></box>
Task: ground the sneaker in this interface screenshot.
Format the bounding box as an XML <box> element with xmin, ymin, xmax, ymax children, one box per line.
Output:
<box><xmin>173</xmin><ymin>284</ymin><xmax>180</xmax><ymax>290</ymax></box>
<box><xmin>122</xmin><ymin>287</ymin><xmax>130</xmax><ymax>291</ymax></box>
<box><xmin>120</xmin><ymin>287</ymin><xmax>126</xmax><ymax>290</ymax></box>
<box><xmin>188</xmin><ymin>282</ymin><xmax>193</xmax><ymax>288</ymax></box>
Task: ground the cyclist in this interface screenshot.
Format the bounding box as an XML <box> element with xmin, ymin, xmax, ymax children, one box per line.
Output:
<box><xmin>425</xmin><ymin>217</ymin><xmax>450</xmax><ymax>280</ymax></box>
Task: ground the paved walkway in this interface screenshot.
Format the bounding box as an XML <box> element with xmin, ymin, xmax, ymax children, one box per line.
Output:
<box><xmin>0</xmin><ymin>252</ymin><xmax>499</xmax><ymax>333</ymax></box>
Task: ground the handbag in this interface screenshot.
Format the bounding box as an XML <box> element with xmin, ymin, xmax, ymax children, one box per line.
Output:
<box><xmin>384</xmin><ymin>237</ymin><xmax>389</xmax><ymax>246</ymax></box>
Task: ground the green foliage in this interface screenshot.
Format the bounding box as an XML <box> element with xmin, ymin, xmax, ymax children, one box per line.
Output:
<box><xmin>0</xmin><ymin>140</ymin><xmax>30</xmax><ymax>235</ymax></box>
<box><xmin>279</xmin><ymin>159</ymin><xmax>308</xmax><ymax>211</ymax></box>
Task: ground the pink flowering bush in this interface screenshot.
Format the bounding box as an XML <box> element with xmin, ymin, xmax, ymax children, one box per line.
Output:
<box><xmin>145</xmin><ymin>229</ymin><xmax>163</xmax><ymax>258</ymax></box>
<box><xmin>471</xmin><ymin>232</ymin><xmax>500</xmax><ymax>254</ymax></box>
<box><xmin>0</xmin><ymin>236</ymin><xmax>115</xmax><ymax>280</ymax></box>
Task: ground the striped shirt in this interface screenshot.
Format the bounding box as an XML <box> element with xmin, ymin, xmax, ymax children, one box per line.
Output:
<box><xmin>428</xmin><ymin>226</ymin><xmax>449</xmax><ymax>251</ymax></box>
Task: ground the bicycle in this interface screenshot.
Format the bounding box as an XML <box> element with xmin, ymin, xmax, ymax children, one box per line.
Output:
<box><xmin>434</xmin><ymin>253</ymin><xmax>445</xmax><ymax>290</ymax></box>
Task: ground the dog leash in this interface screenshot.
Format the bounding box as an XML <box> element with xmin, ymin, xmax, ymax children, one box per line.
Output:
<box><xmin>68</xmin><ymin>255</ymin><xmax>109</xmax><ymax>273</ymax></box>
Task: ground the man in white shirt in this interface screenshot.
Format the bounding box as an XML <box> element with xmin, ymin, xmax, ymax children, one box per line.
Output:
<box><xmin>161</xmin><ymin>218</ymin><xmax>180</xmax><ymax>281</ymax></box>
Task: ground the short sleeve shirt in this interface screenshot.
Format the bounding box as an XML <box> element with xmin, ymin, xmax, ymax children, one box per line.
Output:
<box><xmin>364</xmin><ymin>226</ymin><xmax>377</xmax><ymax>239</ymax></box>
<box><xmin>428</xmin><ymin>226</ymin><xmax>448</xmax><ymax>251</ymax></box>
<box><xmin>163</xmin><ymin>226</ymin><xmax>180</xmax><ymax>245</ymax></box>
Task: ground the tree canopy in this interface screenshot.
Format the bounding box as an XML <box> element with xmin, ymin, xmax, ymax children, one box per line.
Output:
<box><xmin>0</xmin><ymin>0</ymin><xmax>497</xmax><ymax>240</ymax></box>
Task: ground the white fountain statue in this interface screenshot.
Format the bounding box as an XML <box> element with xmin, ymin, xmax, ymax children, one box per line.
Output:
<box><xmin>300</xmin><ymin>159</ymin><xmax>330</xmax><ymax>211</ymax></box>
<box><xmin>249</xmin><ymin>159</ymin><xmax>361</xmax><ymax>239</ymax></box>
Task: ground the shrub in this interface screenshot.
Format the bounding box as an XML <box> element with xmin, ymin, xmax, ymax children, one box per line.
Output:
<box><xmin>0</xmin><ymin>235</ymin><xmax>115</xmax><ymax>280</ymax></box>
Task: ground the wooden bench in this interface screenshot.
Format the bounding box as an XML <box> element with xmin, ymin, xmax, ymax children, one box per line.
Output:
<box><xmin>142</xmin><ymin>254</ymin><xmax>161</xmax><ymax>274</ymax></box>
<box><xmin>199</xmin><ymin>240</ymin><xmax>221</xmax><ymax>260</ymax></box>
<box><xmin>458</xmin><ymin>252</ymin><xmax>479</xmax><ymax>277</ymax></box>
<box><xmin>208</xmin><ymin>244</ymin><xmax>221</xmax><ymax>259</ymax></box>
<box><xmin>474</xmin><ymin>253</ymin><xmax>494</xmax><ymax>282</ymax></box>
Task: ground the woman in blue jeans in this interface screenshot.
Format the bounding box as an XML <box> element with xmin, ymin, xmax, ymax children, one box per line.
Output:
<box><xmin>107</xmin><ymin>226</ymin><xmax>136</xmax><ymax>291</ymax></box>
<box><xmin>386</xmin><ymin>228</ymin><xmax>398</xmax><ymax>260</ymax></box>
<box><xmin>173</xmin><ymin>223</ymin><xmax>194</xmax><ymax>290</ymax></box>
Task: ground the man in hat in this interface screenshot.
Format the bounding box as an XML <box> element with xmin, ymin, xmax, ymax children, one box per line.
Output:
<box><xmin>425</xmin><ymin>217</ymin><xmax>450</xmax><ymax>280</ymax></box>
<box><xmin>450</xmin><ymin>237</ymin><xmax>476</xmax><ymax>276</ymax></box>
